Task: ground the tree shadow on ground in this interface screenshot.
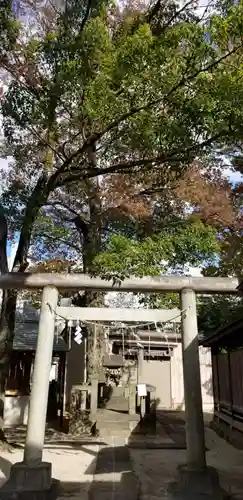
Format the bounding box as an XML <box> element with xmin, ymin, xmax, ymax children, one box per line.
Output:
<box><xmin>127</xmin><ymin>399</ymin><xmax>188</xmax><ymax>450</ymax></box>
<box><xmin>0</xmin><ymin>456</ymin><xmax>12</xmax><ymax>487</ymax></box>
<box><xmin>0</xmin><ymin>444</ymin><xmax>138</xmax><ymax>500</ymax></box>
<box><xmin>56</xmin><ymin>474</ymin><xmax>138</xmax><ymax>500</ymax></box>
<box><xmin>105</xmin><ymin>408</ymin><xmax>128</xmax><ymax>414</ymax></box>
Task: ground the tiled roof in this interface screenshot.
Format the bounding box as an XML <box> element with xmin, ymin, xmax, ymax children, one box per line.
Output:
<box><xmin>13</xmin><ymin>320</ymin><xmax>68</xmax><ymax>351</ymax></box>
<box><xmin>12</xmin><ymin>299</ymin><xmax>69</xmax><ymax>352</ymax></box>
<box><xmin>103</xmin><ymin>354</ymin><xmax>124</xmax><ymax>367</ymax></box>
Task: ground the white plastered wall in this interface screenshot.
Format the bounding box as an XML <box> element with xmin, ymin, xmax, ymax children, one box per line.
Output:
<box><xmin>170</xmin><ymin>343</ymin><xmax>214</xmax><ymax>413</ymax></box>
<box><xmin>4</xmin><ymin>396</ymin><xmax>29</xmax><ymax>426</ymax></box>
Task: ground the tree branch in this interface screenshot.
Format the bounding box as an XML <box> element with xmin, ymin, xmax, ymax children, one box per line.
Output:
<box><xmin>54</xmin><ymin>131</ymin><xmax>224</xmax><ymax>188</ymax></box>
<box><xmin>26</xmin><ymin>125</ymin><xmax>65</xmax><ymax>161</ymax></box>
<box><xmin>0</xmin><ymin>58</ymin><xmax>40</xmax><ymax>100</ymax></box>
<box><xmin>161</xmin><ymin>0</ymin><xmax>196</xmax><ymax>31</ymax></box>
<box><xmin>86</xmin><ymin>131</ymin><xmax>226</xmax><ymax>178</ymax></box>
<box><xmin>165</xmin><ymin>41</ymin><xmax>243</xmax><ymax>101</ymax></box>
<box><xmin>45</xmin><ymin>200</ymin><xmax>85</xmax><ymax>219</ymax></box>
<box><xmin>41</xmin><ymin>231</ymin><xmax>81</xmax><ymax>253</ymax></box>
<box><xmin>73</xmin><ymin>214</ymin><xmax>90</xmax><ymax>239</ymax></box>
<box><xmin>196</xmin><ymin>0</ymin><xmax>214</xmax><ymax>24</ymax></box>
<box><xmin>53</xmin><ymin>40</ymin><xmax>243</xmax><ymax>182</ymax></box>
<box><xmin>80</xmin><ymin>0</ymin><xmax>92</xmax><ymax>32</ymax></box>
<box><xmin>146</xmin><ymin>0</ymin><xmax>161</xmax><ymax>24</ymax></box>
<box><xmin>12</xmin><ymin>173</ymin><xmax>49</xmax><ymax>272</ymax></box>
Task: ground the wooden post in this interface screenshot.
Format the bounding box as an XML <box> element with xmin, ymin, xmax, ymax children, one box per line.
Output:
<box><xmin>24</xmin><ymin>286</ymin><xmax>58</xmax><ymax>465</ymax></box>
<box><xmin>128</xmin><ymin>384</ymin><xmax>136</xmax><ymax>415</ymax></box>
<box><xmin>138</xmin><ymin>348</ymin><xmax>144</xmax><ymax>382</ymax></box>
<box><xmin>90</xmin><ymin>378</ymin><xmax>98</xmax><ymax>417</ymax></box>
<box><xmin>81</xmin><ymin>338</ymin><xmax>87</xmax><ymax>410</ymax></box>
<box><xmin>59</xmin><ymin>352</ymin><xmax>66</xmax><ymax>428</ymax></box>
<box><xmin>138</xmin><ymin>348</ymin><xmax>146</xmax><ymax>417</ymax></box>
<box><xmin>180</xmin><ymin>288</ymin><xmax>206</xmax><ymax>471</ymax></box>
<box><xmin>227</xmin><ymin>350</ymin><xmax>233</xmax><ymax>419</ymax></box>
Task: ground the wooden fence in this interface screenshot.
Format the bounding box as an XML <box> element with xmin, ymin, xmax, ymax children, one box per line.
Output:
<box><xmin>212</xmin><ymin>347</ymin><xmax>243</xmax><ymax>422</ymax></box>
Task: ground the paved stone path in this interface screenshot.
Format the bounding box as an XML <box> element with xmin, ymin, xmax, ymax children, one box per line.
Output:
<box><xmin>128</xmin><ymin>411</ymin><xmax>187</xmax><ymax>449</ymax></box>
<box><xmin>89</xmin><ymin>439</ymin><xmax>139</xmax><ymax>500</ymax></box>
<box><xmin>87</xmin><ymin>407</ymin><xmax>188</xmax><ymax>499</ymax></box>
<box><xmin>97</xmin><ymin>407</ymin><xmax>187</xmax><ymax>450</ymax></box>
<box><xmin>90</xmin><ymin>406</ymin><xmax>140</xmax><ymax>500</ymax></box>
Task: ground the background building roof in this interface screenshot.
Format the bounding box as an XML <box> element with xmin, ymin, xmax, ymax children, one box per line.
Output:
<box><xmin>12</xmin><ymin>299</ymin><xmax>69</xmax><ymax>352</ymax></box>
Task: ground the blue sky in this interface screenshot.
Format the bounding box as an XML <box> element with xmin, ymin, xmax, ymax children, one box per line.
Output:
<box><xmin>7</xmin><ymin>236</ymin><xmax>19</xmax><ymax>269</ymax></box>
<box><xmin>222</xmin><ymin>167</ymin><xmax>243</xmax><ymax>185</ymax></box>
<box><xmin>6</xmin><ymin>241</ymin><xmax>11</xmax><ymax>257</ymax></box>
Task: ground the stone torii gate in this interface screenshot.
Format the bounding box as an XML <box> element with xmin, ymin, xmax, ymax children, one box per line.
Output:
<box><xmin>0</xmin><ymin>273</ymin><xmax>239</xmax><ymax>499</ymax></box>
<box><xmin>58</xmin><ymin>305</ymin><xmax>182</xmax><ymax>417</ymax></box>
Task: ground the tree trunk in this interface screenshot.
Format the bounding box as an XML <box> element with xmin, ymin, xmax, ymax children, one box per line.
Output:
<box><xmin>73</xmin><ymin>176</ymin><xmax>105</xmax><ymax>382</ymax></box>
<box><xmin>0</xmin><ymin>290</ymin><xmax>17</xmax><ymax>440</ymax></box>
<box><xmin>0</xmin><ymin>174</ymin><xmax>51</xmax><ymax>437</ymax></box>
<box><xmin>0</xmin><ymin>213</ymin><xmax>8</xmax><ymax>275</ymax></box>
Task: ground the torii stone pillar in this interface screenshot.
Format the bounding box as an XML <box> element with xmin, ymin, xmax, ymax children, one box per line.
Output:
<box><xmin>180</xmin><ymin>288</ymin><xmax>206</xmax><ymax>470</ymax></box>
<box><xmin>138</xmin><ymin>348</ymin><xmax>146</xmax><ymax>417</ymax></box>
<box><xmin>2</xmin><ymin>286</ymin><xmax>59</xmax><ymax>496</ymax></box>
<box><xmin>138</xmin><ymin>347</ymin><xmax>144</xmax><ymax>382</ymax></box>
<box><xmin>24</xmin><ymin>285</ymin><xmax>59</xmax><ymax>464</ymax></box>
<box><xmin>172</xmin><ymin>289</ymin><xmax>222</xmax><ymax>499</ymax></box>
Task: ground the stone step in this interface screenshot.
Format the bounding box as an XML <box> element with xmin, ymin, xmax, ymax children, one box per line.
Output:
<box><xmin>96</xmin><ymin>412</ymin><xmax>138</xmax><ymax>425</ymax></box>
<box><xmin>108</xmin><ymin>386</ymin><xmax>124</xmax><ymax>397</ymax></box>
<box><xmin>105</xmin><ymin>401</ymin><xmax>128</xmax><ymax>410</ymax></box>
<box><xmin>105</xmin><ymin>395</ymin><xmax>127</xmax><ymax>403</ymax></box>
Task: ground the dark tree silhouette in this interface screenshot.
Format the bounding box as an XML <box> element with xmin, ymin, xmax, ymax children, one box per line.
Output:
<box><xmin>0</xmin><ymin>212</ymin><xmax>8</xmax><ymax>274</ymax></box>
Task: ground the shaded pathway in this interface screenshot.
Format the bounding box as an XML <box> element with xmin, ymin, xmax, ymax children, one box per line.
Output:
<box><xmin>88</xmin><ymin>443</ymin><xmax>139</xmax><ymax>500</ymax></box>
<box><xmin>87</xmin><ymin>408</ymin><xmax>190</xmax><ymax>499</ymax></box>
<box><xmin>128</xmin><ymin>410</ymin><xmax>187</xmax><ymax>449</ymax></box>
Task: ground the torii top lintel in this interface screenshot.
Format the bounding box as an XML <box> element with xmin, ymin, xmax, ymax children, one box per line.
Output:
<box><xmin>0</xmin><ymin>273</ymin><xmax>241</xmax><ymax>294</ymax></box>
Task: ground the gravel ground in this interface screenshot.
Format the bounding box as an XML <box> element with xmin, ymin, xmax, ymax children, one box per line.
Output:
<box><xmin>0</xmin><ymin>442</ymin><xmax>99</xmax><ymax>499</ymax></box>
<box><xmin>130</xmin><ymin>426</ymin><xmax>243</xmax><ymax>499</ymax></box>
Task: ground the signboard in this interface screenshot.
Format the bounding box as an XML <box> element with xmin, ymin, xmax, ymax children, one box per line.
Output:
<box><xmin>137</xmin><ymin>383</ymin><xmax>147</xmax><ymax>397</ymax></box>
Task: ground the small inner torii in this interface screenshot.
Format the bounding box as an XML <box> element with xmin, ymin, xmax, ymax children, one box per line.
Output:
<box><xmin>61</xmin><ymin>305</ymin><xmax>182</xmax><ymax>418</ymax></box>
